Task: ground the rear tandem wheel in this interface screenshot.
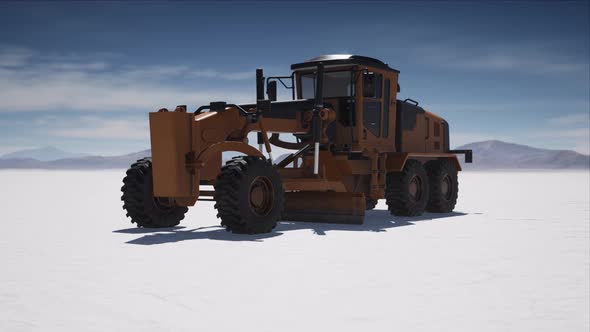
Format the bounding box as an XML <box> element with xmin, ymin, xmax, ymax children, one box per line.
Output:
<box><xmin>385</xmin><ymin>159</ymin><xmax>430</xmax><ymax>217</ymax></box>
<box><xmin>425</xmin><ymin>159</ymin><xmax>459</xmax><ymax>213</ymax></box>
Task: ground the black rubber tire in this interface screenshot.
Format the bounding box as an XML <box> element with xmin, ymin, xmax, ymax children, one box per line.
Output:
<box><xmin>366</xmin><ymin>198</ymin><xmax>378</xmax><ymax>210</ymax></box>
<box><xmin>385</xmin><ymin>159</ymin><xmax>430</xmax><ymax>216</ymax></box>
<box><xmin>425</xmin><ymin>159</ymin><xmax>458</xmax><ymax>213</ymax></box>
<box><xmin>121</xmin><ymin>158</ymin><xmax>188</xmax><ymax>228</ymax></box>
<box><xmin>214</xmin><ymin>156</ymin><xmax>284</xmax><ymax>234</ymax></box>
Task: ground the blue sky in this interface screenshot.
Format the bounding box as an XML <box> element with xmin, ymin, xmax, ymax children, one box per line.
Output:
<box><xmin>0</xmin><ymin>1</ymin><xmax>588</xmax><ymax>155</ymax></box>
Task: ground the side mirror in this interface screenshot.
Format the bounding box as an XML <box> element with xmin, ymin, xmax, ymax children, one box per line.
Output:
<box><xmin>267</xmin><ymin>81</ymin><xmax>277</xmax><ymax>101</ymax></box>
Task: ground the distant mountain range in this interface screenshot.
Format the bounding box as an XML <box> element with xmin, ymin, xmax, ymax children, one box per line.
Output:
<box><xmin>456</xmin><ymin>140</ymin><xmax>589</xmax><ymax>170</ymax></box>
<box><xmin>0</xmin><ymin>146</ymin><xmax>87</xmax><ymax>161</ymax></box>
<box><xmin>0</xmin><ymin>148</ymin><xmax>150</xmax><ymax>169</ymax></box>
<box><xmin>0</xmin><ymin>140</ymin><xmax>588</xmax><ymax>170</ymax></box>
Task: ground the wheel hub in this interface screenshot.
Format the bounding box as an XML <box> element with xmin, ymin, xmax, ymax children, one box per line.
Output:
<box><xmin>249</xmin><ymin>176</ymin><xmax>274</xmax><ymax>216</ymax></box>
<box><xmin>409</xmin><ymin>175</ymin><xmax>423</xmax><ymax>202</ymax></box>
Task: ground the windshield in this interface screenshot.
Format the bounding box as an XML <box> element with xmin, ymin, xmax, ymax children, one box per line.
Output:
<box><xmin>300</xmin><ymin>71</ymin><xmax>354</xmax><ymax>99</ymax></box>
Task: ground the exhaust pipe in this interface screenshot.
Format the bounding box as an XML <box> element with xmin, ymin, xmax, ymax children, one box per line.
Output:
<box><xmin>256</xmin><ymin>68</ymin><xmax>264</xmax><ymax>100</ymax></box>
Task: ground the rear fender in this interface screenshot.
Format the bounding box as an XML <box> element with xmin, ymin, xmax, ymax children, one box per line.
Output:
<box><xmin>384</xmin><ymin>153</ymin><xmax>462</xmax><ymax>172</ymax></box>
<box><xmin>443</xmin><ymin>155</ymin><xmax>462</xmax><ymax>172</ymax></box>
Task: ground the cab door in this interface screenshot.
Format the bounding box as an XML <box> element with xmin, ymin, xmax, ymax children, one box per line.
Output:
<box><xmin>361</xmin><ymin>71</ymin><xmax>383</xmax><ymax>143</ymax></box>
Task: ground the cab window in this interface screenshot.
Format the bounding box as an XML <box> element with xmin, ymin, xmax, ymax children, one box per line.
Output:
<box><xmin>300</xmin><ymin>71</ymin><xmax>354</xmax><ymax>99</ymax></box>
<box><xmin>363</xmin><ymin>72</ymin><xmax>382</xmax><ymax>98</ymax></box>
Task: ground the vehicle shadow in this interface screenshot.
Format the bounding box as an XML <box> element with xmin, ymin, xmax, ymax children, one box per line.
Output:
<box><xmin>115</xmin><ymin>210</ymin><xmax>468</xmax><ymax>245</ymax></box>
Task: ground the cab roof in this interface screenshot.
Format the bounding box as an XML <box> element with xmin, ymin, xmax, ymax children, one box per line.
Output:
<box><xmin>290</xmin><ymin>54</ymin><xmax>400</xmax><ymax>73</ymax></box>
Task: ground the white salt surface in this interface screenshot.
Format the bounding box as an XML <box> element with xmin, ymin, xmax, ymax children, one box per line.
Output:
<box><xmin>1</xmin><ymin>170</ymin><xmax>588</xmax><ymax>331</ymax></box>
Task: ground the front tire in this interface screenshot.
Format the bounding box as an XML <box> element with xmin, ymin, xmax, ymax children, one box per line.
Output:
<box><xmin>385</xmin><ymin>159</ymin><xmax>430</xmax><ymax>216</ymax></box>
<box><xmin>121</xmin><ymin>158</ymin><xmax>188</xmax><ymax>228</ymax></box>
<box><xmin>214</xmin><ymin>156</ymin><xmax>284</xmax><ymax>234</ymax></box>
<box><xmin>425</xmin><ymin>159</ymin><xmax>458</xmax><ymax>213</ymax></box>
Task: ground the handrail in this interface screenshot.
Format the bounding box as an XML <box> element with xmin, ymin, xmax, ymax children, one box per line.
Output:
<box><xmin>194</xmin><ymin>103</ymin><xmax>251</xmax><ymax>116</ymax></box>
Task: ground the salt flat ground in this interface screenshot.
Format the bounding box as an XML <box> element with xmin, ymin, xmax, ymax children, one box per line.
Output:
<box><xmin>0</xmin><ymin>170</ymin><xmax>588</xmax><ymax>332</ymax></box>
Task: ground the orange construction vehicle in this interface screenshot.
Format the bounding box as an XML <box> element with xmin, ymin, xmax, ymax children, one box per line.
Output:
<box><xmin>121</xmin><ymin>55</ymin><xmax>472</xmax><ymax>234</ymax></box>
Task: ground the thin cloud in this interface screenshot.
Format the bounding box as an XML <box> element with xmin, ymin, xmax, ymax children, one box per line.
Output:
<box><xmin>415</xmin><ymin>42</ymin><xmax>589</xmax><ymax>75</ymax></box>
<box><xmin>534</xmin><ymin>127</ymin><xmax>590</xmax><ymax>139</ymax></box>
<box><xmin>0</xmin><ymin>46</ymin><xmax>254</xmax><ymax>112</ymax></box>
<box><xmin>49</xmin><ymin>117</ymin><xmax>149</xmax><ymax>140</ymax></box>
<box><xmin>0</xmin><ymin>46</ymin><xmax>34</xmax><ymax>67</ymax></box>
<box><xmin>190</xmin><ymin>69</ymin><xmax>253</xmax><ymax>80</ymax></box>
<box><xmin>548</xmin><ymin>113</ymin><xmax>590</xmax><ymax>126</ymax></box>
<box><xmin>46</xmin><ymin>61</ymin><xmax>110</xmax><ymax>71</ymax></box>
<box><xmin>536</xmin><ymin>129</ymin><xmax>590</xmax><ymax>155</ymax></box>
<box><xmin>454</xmin><ymin>54</ymin><xmax>586</xmax><ymax>74</ymax></box>
<box><xmin>422</xmin><ymin>99</ymin><xmax>590</xmax><ymax>115</ymax></box>
<box><xmin>531</xmin><ymin>116</ymin><xmax>590</xmax><ymax>154</ymax></box>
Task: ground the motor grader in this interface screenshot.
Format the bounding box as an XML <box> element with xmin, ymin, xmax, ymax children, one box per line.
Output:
<box><xmin>121</xmin><ymin>55</ymin><xmax>472</xmax><ymax>234</ymax></box>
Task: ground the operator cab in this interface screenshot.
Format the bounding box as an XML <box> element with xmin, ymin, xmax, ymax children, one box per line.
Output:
<box><xmin>290</xmin><ymin>55</ymin><xmax>400</xmax><ymax>153</ymax></box>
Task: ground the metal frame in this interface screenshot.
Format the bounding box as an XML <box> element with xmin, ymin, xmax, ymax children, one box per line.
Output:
<box><xmin>266</xmin><ymin>73</ymin><xmax>296</xmax><ymax>100</ymax></box>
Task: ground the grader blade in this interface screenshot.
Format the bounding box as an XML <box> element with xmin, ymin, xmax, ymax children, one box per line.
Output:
<box><xmin>282</xmin><ymin>192</ymin><xmax>366</xmax><ymax>224</ymax></box>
